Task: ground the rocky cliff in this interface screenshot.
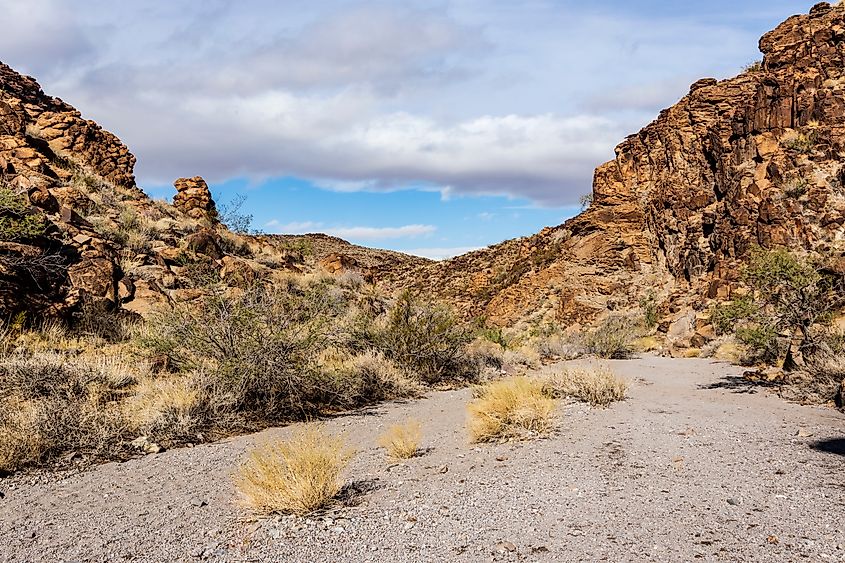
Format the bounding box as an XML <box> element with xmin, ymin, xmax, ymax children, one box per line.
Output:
<box><xmin>395</xmin><ymin>2</ymin><xmax>845</xmax><ymax>342</ymax></box>
<box><xmin>4</xmin><ymin>3</ymin><xmax>845</xmax><ymax>335</ymax></box>
<box><xmin>0</xmin><ymin>62</ymin><xmax>425</xmax><ymax>320</ymax></box>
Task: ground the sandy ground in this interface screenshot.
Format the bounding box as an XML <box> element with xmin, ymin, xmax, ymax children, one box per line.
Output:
<box><xmin>2</xmin><ymin>356</ymin><xmax>845</xmax><ymax>562</ymax></box>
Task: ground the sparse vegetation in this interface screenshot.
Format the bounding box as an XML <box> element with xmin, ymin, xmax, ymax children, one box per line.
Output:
<box><xmin>711</xmin><ymin>248</ymin><xmax>845</xmax><ymax>394</ymax></box>
<box><xmin>782</xmin><ymin>130</ymin><xmax>816</xmax><ymax>154</ymax></box>
<box><xmin>378</xmin><ymin>419</ymin><xmax>422</xmax><ymax>459</ymax></box>
<box><xmin>0</xmin><ymin>182</ymin><xmax>47</xmax><ymax>241</ymax></box>
<box><xmin>376</xmin><ymin>291</ymin><xmax>477</xmax><ymax>384</ymax></box>
<box><xmin>467</xmin><ymin>377</ymin><xmax>557</xmax><ymax>442</ymax></box>
<box><xmin>542</xmin><ymin>367</ymin><xmax>627</xmax><ymax>407</ymax></box>
<box><xmin>584</xmin><ymin>314</ymin><xmax>639</xmax><ymax>359</ymax></box>
<box><xmin>743</xmin><ymin>60</ymin><xmax>763</xmax><ymax>73</ymax></box>
<box><xmin>783</xmin><ymin>177</ymin><xmax>809</xmax><ymax>199</ymax></box>
<box><xmin>234</xmin><ymin>425</ymin><xmax>354</xmax><ymax>515</ymax></box>
<box><xmin>579</xmin><ymin>192</ymin><xmax>594</xmax><ymax>210</ymax></box>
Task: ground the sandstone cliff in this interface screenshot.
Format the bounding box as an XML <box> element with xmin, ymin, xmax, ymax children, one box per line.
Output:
<box><xmin>395</xmin><ymin>2</ymin><xmax>845</xmax><ymax>340</ymax></box>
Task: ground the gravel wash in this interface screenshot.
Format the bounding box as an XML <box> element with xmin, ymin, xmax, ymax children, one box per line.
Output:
<box><xmin>2</xmin><ymin>357</ymin><xmax>845</xmax><ymax>562</ymax></box>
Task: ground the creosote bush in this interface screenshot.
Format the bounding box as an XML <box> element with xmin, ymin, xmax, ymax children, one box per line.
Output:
<box><xmin>378</xmin><ymin>419</ymin><xmax>422</xmax><ymax>459</ymax></box>
<box><xmin>467</xmin><ymin>377</ymin><xmax>557</xmax><ymax>442</ymax></box>
<box><xmin>376</xmin><ymin>290</ymin><xmax>477</xmax><ymax>384</ymax></box>
<box><xmin>234</xmin><ymin>425</ymin><xmax>354</xmax><ymax>515</ymax></box>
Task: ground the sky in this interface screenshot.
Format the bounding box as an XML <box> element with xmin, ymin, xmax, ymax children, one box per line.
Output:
<box><xmin>0</xmin><ymin>0</ymin><xmax>819</xmax><ymax>259</ymax></box>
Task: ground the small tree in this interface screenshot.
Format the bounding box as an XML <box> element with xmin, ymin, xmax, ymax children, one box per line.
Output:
<box><xmin>739</xmin><ymin>248</ymin><xmax>845</xmax><ymax>367</ymax></box>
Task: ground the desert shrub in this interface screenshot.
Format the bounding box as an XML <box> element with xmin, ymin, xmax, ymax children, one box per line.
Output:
<box><xmin>378</xmin><ymin>419</ymin><xmax>422</xmax><ymax>459</ymax></box>
<box><xmin>123</xmin><ymin>376</ymin><xmax>203</xmax><ymax>443</ymax></box>
<box><xmin>234</xmin><ymin>425</ymin><xmax>354</xmax><ymax>515</ymax></box>
<box><xmin>217</xmin><ymin>193</ymin><xmax>254</xmax><ymax>235</ymax></box>
<box><xmin>579</xmin><ymin>193</ymin><xmax>593</xmax><ymax>210</ymax></box>
<box><xmin>467</xmin><ymin>377</ymin><xmax>557</xmax><ymax>442</ymax></box>
<box><xmin>217</xmin><ymin>230</ymin><xmax>253</xmax><ymax>257</ymax></box>
<box><xmin>71</xmin><ymin>298</ymin><xmax>132</xmax><ymax>343</ymax></box>
<box><xmin>639</xmin><ymin>292</ymin><xmax>659</xmax><ymax>329</ymax></box>
<box><xmin>501</xmin><ymin>346</ymin><xmax>540</xmax><ymax>369</ymax></box>
<box><xmin>535</xmin><ymin>332</ymin><xmax>586</xmax><ymax>360</ymax></box>
<box><xmin>0</xmin><ymin>352</ymin><xmax>130</xmax><ymax>472</ymax></box>
<box><xmin>783</xmin><ymin>177</ymin><xmax>809</xmax><ymax>199</ymax></box>
<box><xmin>710</xmin><ymin>295</ymin><xmax>757</xmax><ymax>335</ymax></box>
<box><xmin>743</xmin><ymin>60</ymin><xmax>763</xmax><ymax>73</ymax></box>
<box><xmin>736</xmin><ymin>324</ymin><xmax>780</xmax><ymax>365</ymax></box>
<box><xmin>180</xmin><ymin>256</ymin><xmax>221</xmax><ymax>288</ymax></box>
<box><xmin>0</xmin><ymin>182</ymin><xmax>47</xmax><ymax>241</ymax></box>
<box><xmin>584</xmin><ymin>314</ymin><xmax>638</xmax><ymax>359</ymax></box>
<box><xmin>140</xmin><ymin>284</ymin><xmax>339</xmax><ymax>420</ymax></box>
<box><xmin>477</xmin><ymin>324</ymin><xmax>510</xmax><ymax>350</ymax></box>
<box><xmin>376</xmin><ymin>291</ymin><xmax>477</xmax><ymax>384</ymax></box>
<box><xmin>542</xmin><ymin>367</ymin><xmax>627</xmax><ymax>407</ymax></box>
<box><xmin>744</xmin><ymin>248</ymin><xmax>844</xmax><ymax>365</ymax></box>
<box><xmin>782</xmin><ymin>131</ymin><xmax>815</xmax><ymax>154</ymax></box>
<box><xmin>466</xmin><ymin>337</ymin><xmax>505</xmax><ymax>370</ymax></box>
<box><xmin>322</xmin><ymin>350</ymin><xmax>420</xmax><ymax>408</ymax></box>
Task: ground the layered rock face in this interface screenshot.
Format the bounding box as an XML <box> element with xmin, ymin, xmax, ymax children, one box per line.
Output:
<box><xmin>397</xmin><ymin>3</ymin><xmax>845</xmax><ymax>333</ymax></box>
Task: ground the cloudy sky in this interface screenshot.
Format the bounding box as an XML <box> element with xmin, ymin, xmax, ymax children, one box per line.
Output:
<box><xmin>0</xmin><ymin>0</ymin><xmax>817</xmax><ymax>258</ymax></box>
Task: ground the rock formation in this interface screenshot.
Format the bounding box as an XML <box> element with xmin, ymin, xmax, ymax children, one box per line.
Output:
<box><xmin>173</xmin><ymin>176</ymin><xmax>217</xmax><ymax>222</ymax></box>
<box><xmin>394</xmin><ymin>2</ymin><xmax>845</xmax><ymax>347</ymax></box>
<box><xmin>0</xmin><ymin>63</ymin><xmax>424</xmax><ymax>321</ymax></box>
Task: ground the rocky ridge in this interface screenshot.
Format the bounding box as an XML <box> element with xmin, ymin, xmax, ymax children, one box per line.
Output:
<box><xmin>394</xmin><ymin>2</ymin><xmax>845</xmax><ymax>348</ymax></box>
<box><xmin>0</xmin><ymin>65</ymin><xmax>426</xmax><ymax>319</ymax></box>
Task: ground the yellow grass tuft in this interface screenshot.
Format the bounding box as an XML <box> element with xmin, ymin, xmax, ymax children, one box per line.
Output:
<box><xmin>467</xmin><ymin>377</ymin><xmax>557</xmax><ymax>442</ymax></box>
<box><xmin>234</xmin><ymin>425</ymin><xmax>354</xmax><ymax>515</ymax></box>
<box><xmin>0</xmin><ymin>399</ymin><xmax>44</xmax><ymax>472</ymax></box>
<box><xmin>378</xmin><ymin>419</ymin><xmax>422</xmax><ymax>459</ymax></box>
<box><xmin>543</xmin><ymin>367</ymin><xmax>627</xmax><ymax>407</ymax></box>
<box><xmin>123</xmin><ymin>376</ymin><xmax>200</xmax><ymax>437</ymax></box>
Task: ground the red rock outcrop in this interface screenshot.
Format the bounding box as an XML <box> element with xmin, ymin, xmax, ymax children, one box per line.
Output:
<box><xmin>173</xmin><ymin>177</ymin><xmax>217</xmax><ymax>222</ymax></box>
<box><xmin>396</xmin><ymin>3</ymin><xmax>845</xmax><ymax>335</ymax></box>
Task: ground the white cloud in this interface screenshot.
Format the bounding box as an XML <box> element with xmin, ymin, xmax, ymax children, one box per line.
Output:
<box><xmin>403</xmin><ymin>246</ymin><xmax>482</xmax><ymax>260</ymax></box>
<box><xmin>265</xmin><ymin>220</ymin><xmax>322</xmax><ymax>232</ymax></box>
<box><xmin>266</xmin><ymin>221</ymin><xmax>436</xmax><ymax>240</ymax></box>
<box><xmin>1</xmin><ymin>0</ymin><xmax>811</xmax><ymax>207</ymax></box>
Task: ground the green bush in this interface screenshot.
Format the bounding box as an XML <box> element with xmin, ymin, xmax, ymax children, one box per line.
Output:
<box><xmin>0</xmin><ymin>183</ymin><xmax>46</xmax><ymax>241</ymax></box>
<box><xmin>710</xmin><ymin>296</ymin><xmax>757</xmax><ymax>335</ymax></box>
<box><xmin>376</xmin><ymin>291</ymin><xmax>477</xmax><ymax>384</ymax></box>
<box><xmin>736</xmin><ymin>324</ymin><xmax>780</xmax><ymax>364</ymax></box>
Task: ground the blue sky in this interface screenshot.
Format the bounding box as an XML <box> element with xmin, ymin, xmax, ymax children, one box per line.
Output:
<box><xmin>0</xmin><ymin>0</ymin><xmax>819</xmax><ymax>258</ymax></box>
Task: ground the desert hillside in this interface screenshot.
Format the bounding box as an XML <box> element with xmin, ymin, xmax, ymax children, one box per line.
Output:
<box><xmin>396</xmin><ymin>2</ymin><xmax>845</xmax><ymax>339</ymax></box>
<box><xmin>2</xmin><ymin>4</ymin><xmax>845</xmax><ymax>563</ymax></box>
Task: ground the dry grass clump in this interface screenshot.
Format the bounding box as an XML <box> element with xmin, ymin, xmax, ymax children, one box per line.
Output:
<box><xmin>542</xmin><ymin>367</ymin><xmax>627</xmax><ymax>407</ymax></box>
<box><xmin>234</xmin><ymin>425</ymin><xmax>354</xmax><ymax>515</ymax></box>
<box><xmin>584</xmin><ymin>314</ymin><xmax>639</xmax><ymax>359</ymax></box>
<box><xmin>123</xmin><ymin>376</ymin><xmax>203</xmax><ymax>442</ymax></box>
<box><xmin>378</xmin><ymin>419</ymin><xmax>422</xmax><ymax>459</ymax></box>
<box><xmin>467</xmin><ymin>377</ymin><xmax>557</xmax><ymax>442</ymax></box>
<box><xmin>0</xmin><ymin>352</ymin><xmax>131</xmax><ymax>473</ymax></box>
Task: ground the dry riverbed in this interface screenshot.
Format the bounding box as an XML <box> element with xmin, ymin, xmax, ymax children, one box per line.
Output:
<box><xmin>2</xmin><ymin>357</ymin><xmax>844</xmax><ymax>562</ymax></box>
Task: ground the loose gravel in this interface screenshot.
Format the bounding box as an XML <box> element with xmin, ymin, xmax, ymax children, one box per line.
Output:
<box><xmin>2</xmin><ymin>357</ymin><xmax>844</xmax><ymax>562</ymax></box>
